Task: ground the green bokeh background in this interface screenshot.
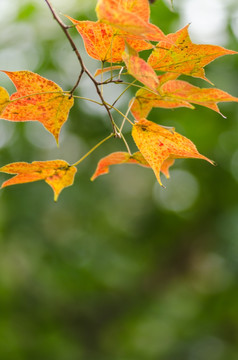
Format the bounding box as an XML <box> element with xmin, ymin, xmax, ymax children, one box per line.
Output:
<box><xmin>0</xmin><ymin>1</ymin><xmax>238</xmax><ymax>359</ymax></box>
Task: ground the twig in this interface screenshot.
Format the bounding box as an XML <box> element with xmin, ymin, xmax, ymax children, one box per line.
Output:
<box><xmin>97</xmin><ymin>79</ymin><xmax>124</xmax><ymax>85</ymax></box>
<box><xmin>44</xmin><ymin>0</ymin><xmax>119</xmax><ymax>137</ymax></box>
<box><xmin>105</xmin><ymin>102</ymin><xmax>134</xmax><ymax>125</ymax></box>
<box><xmin>69</xmin><ymin>68</ymin><xmax>84</xmax><ymax>97</ymax></box>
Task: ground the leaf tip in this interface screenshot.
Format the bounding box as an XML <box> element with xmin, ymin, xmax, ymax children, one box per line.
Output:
<box><xmin>203</xmin><ymin>156</ymin><xmax>216</xmax><ymax>166</ymax></box>
<box><xmin>158</xmin><ymin>178</ymin><xmax>166</xmax><ymax>188</ymax></box>
<box><xmin>53</xmin><ymin>132</ymin><xmax>60</xmax><ymax>147</ymax></box>
<box><xmin>53</xmin><ymin>193</ymin><xmax>59</xmax><ymax>202</ymax></box>
<box><xmin>219</xmin><ymin>112</ymin><xmax>227</xmax><ymax>119</ymax></box>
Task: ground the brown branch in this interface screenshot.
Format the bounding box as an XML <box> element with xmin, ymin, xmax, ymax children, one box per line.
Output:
<box><xmin>69</xmin><ymin>69</ymin><xmax>84</xmax><ymax>98</ymax></box>
<box><xmin>97</xmin><ymin>79</ymin><xmax>124</xmax><ymax>85</ymax></box>
<box><xmin>44</xmin><ymin>0</ymin><xmax>119</xmax><ymax>137</ymax></box>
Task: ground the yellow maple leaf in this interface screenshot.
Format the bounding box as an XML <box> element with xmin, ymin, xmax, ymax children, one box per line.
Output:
<box><xmin>0</xmin><ymin>71</ymin><xmax>74</xmax><ymax>144</ymax></box>
<box><xmin>131</xmin><ymin>78</ymin><xmax>238</xmax><ymax>119</ymax></box>
<box><xmin>148</xmin><ymin>24</ymin><xmax>237</xmax><ymax>82</ymax></box>
<box><xmin>132</xmin><ymin>118</ymin><xmax>214</xmax><ymax>186</ymax></box>
<box><xmin>0</xmin><ymin>160</ymin><xmax>77</xmax><ymax>201</ymax></box>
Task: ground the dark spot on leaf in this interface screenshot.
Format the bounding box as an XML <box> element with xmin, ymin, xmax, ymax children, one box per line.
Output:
<box><xmin>141</xmin><ymin>126</ymin><xmax>147</xmax><ymax>131</ymax></box>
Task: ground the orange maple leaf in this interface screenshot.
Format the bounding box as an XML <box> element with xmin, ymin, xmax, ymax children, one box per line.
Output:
<box><xmin>94</xmin><ymin>65</ymin><xmax>123</xmax><ymax>77</ymax></box>
<box><xmin>131</xmin><ymin>78</ymin><xmax>238</xmax><ymax>119</ymax></box>
<box><xmin>160</xmin><ymin>80</ymin><xmax>238</xmax><ymax>116</ymax></box>
<box><xmin>66</xmin><ymin>18</ymin><xmax>125</xmax><ymax>62</ymax></box>
<box><xmin>130</xmin><ymin>88</ymin><xmax>193</xmax><ymax>120</ymax></box>
<box><xmin>123</xmin><ymin>47</ymin><xmax>159</xmax><ymax>91</ymax></box>
<box><xmin>148</xmin><ymin>24</ymin><xmax>237</xmax><ymax>82</ymax></box>
<box><xmin>91</xmin><ymin>151</ymin><xmax>150</xmax><ymax>180</ymax></box>
<box><xmin>96</xmin><ymin>0</ymin><xmax>165</xmax><ymax>40</ymax></box>
<box><xmin>0</xmin><ymin>71</ymin><xmax>74</xmax><ymax>144</ymax></box>
<box><xmin>66</xmin><ymin>16</ymin><xmax>153</xmax><ymax>63</ymax></box>
<box><xmin>0</xmin><ymin>160</ymin><xmax>77</xmax><ymax>201</ymax></box>
<box><xmin>91</xmin><ymin>151</ymin><xmax>175</xmax><ymax>181</ymax></box>
<box><xmin>132</xmin><ymin>118</ymin><xmax>214</xmax><ymax>186</ymax></box>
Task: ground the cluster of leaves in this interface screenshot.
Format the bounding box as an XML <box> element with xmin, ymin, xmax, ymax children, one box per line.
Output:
<box><xmin>0</xmin><ymin>0</ymin><xmax>237</xmax><ymax>201</ymax></box>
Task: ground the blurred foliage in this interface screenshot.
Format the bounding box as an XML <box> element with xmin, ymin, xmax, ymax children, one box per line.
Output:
<box><xmin>0</xmin><ymin>0</ymin><xmax>238</xmax><ymax>359</ymax></box>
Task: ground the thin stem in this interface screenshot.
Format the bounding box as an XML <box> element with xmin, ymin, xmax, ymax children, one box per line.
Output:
<box><xmin>72</xmin><ymin>133</ymin><xmax>113</xmax><ymax>167</ymax></box>
<box><xmin>120</xmin><ymin>97</ymin><xmax>135</xmax><ymax>132</ymax></box>
<box><xmin>121</xmin><ymin>135</ymin><xmax>131</xmax><ymax>155</ymax></box>
<box><xmin>111</xmin><ymin>123</ymin><xmax>131</xmax><ymax>155</ymax></box>
<box><xmin>69</xmin><ymin>69</ymin><xmax>84</xmax><ymax>97</ymax></box>
<box><xmin>106</xmin><ymin>102</ymin><xmax>134</xmax><ymax>126</ymax></box>
<box><xmin>119</xmin><ymin>131</ymin><xmax>132</xmax><ymax>155</ymax></box>
<box><xmin>100</xmin><ymin>61</ymin><xmax>104</xmax><ymax>95</ymax></box>
<box><xmin>119</xmin><ymin>81</ymin><xmax>159</xmax><ymax>95</ymax></box>
<box><xmin>118</xmin><ymin>66</ymin><xmax>125</xmax><ymax>80</ymax></box>
<box><xmin>96</xmin><ymin>70</ymin><xmax>128</xmax><ymax>84</ymax></box>
<box><xmin>112</xmin><ymin>80</ymin><xmax>136</xmax><ymax>107</ymax></box>
<box><xmin>73</xmin><ymin>95</ymin><xmax>103</xmax><ymax>106</ymax></box>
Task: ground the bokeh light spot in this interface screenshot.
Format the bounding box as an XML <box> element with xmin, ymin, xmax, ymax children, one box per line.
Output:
<box><xmin>153</xmin><ymin>169</ymin><xmax>199</xmax><ymax>212</ymax></box>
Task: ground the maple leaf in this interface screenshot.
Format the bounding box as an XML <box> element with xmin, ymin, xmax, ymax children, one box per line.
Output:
<box><xmin>66</xmin><ymin>18</ymin><xmax>125</xmax><ymax>62</ymax></box>
<box><xmin>123</xmin><ymin>47</ymin><xmax>159</xmax><ymax>91</ymax></box>
<box><xmin>160</xmin><ymin>80</ymin><xmax>238</xmax><ymax>116</ymax></box>
<box><xmin>0</xmin><ymin>71</ymin><xmax>74</xmax><ymax>144</ymax></box>
<box><xmin>94</xmin><ymin>65</ymin><xmax>123</xmax><ymax>77</ymax></box>
<box><xmin>131</xmin><ymin>78</ymin><xmax>238</xmax><ymax>119</ymax></box>
<box><xmin>122</xmin><ymin>0</ymin><xmax>151</xmax><ymax>21</ymax></box>
<box><xmin>132</xmin><ymin>118</ymin><xmax>214</xmax><ymax>186</ymax></box>
<box><xmin>130</xmin><ymin>72</ymin><xmax>192</xmax><ymax>119</ymax></box>
<box><xmin>91</xmin><ymin>151</ymin><xmax>175</xmax><ymax>180</ymax></box>
<box><xmin>148</xmin><ymin>24</ymin><xmax>237</xmax><ymax>82</ymax></box>
<box><xmin>66</xmin><ymin>16</ymin><xmax>153</xmax><ymax>63</ymax></box>
<box><xmin>91</xmin><ymin>151</ymin><xmax>150</xmax><ymax>180</ymax></box>
<box><xmin>0</xmin><ymin>160</ymin><xmax>77</xmax><ymax>201</ymax></box>
<box><xmin>96</xmin><ymin>0</ymin><xmax>166</xmax><ymax>41</ymax></box>
<box><xmin>130</xmin><ymin>87</ymin><xmax>193</xmax><ymax>120</ymax></box>
<box><xmin>97</xmin><ymin>0</ymin><xmax>155</xmax><ymax>35</ymax></box>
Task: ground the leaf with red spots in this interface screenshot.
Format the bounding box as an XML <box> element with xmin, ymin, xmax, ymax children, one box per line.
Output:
<box><xmin>123</xmin><ymin>47</ymin><xmax>159</xmax><ymax>91</ymax></box>
<box><xmin>66</xmin><ymin>18</ymin><xmax>125</xmax><ymax>62</ymax></box>
<box><xmin>0</xmin><ymin>71</ymin><xmax>74</xmax><ymax>144</ymax></box>
<box><xmin>96</xmin><ymin>0</ymin><xmax>166</xmax><ymax>41</ymax></box>
<box><xmin>91</xmin><ymin>151</ymin><xmax>175</xmax><ymax>180</ymax></box>
<box><xmin>148</xmin><ymin>25</ymin><xmax>237</xmax><ymax>82</ymax></box>
<box><xmin>130</xmin><ymin>72</ymin><xmax>192</xmax><ymax>120</ymax></box>
<box><xmin>0</xmin><ymin>160</ymin><xmax>77</xmax><ymax>201</ymax></box>
<box><xmin>130</xmin><ymin>87</ymin><xmax>193</xmax><ymax>120</ymax></box>
<box><xmin>66</xmin><ymin>16</ymin><xmax>153</xmax><ymax>63</ymax></box>
<box><xmin>132</xmin><ymin>118</ymin><xmax>214</xmax><ymax>186</ymax></box>
<box><xmin>159</xmin><ymin>80</ymin><xmax>238</xmax><ymax>117</ymax></box>
<box><xmin>131</xmin><ymin>78</ymin><xmax>238</xmax><ymax>119</ymax></box>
